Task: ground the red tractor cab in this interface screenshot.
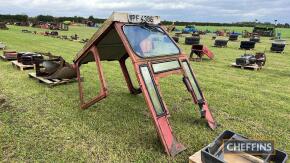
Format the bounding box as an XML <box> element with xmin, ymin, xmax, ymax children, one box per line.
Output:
<box><xmin>73</xmin><ymin>12</ymin><xmax>217</xmax><ymax>156</ymax></box>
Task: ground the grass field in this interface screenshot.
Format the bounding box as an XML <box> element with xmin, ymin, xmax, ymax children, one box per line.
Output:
<box><xmin>0</xmin><ymin>25</ymin><xmax>290</xmax><ymax>162</ymax></box>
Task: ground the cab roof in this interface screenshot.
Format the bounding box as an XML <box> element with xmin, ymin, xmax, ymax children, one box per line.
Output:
<box><xmin>74</xmin><ymin>12</ymin><xmax>160</xmax><ymax>63</ymax></box>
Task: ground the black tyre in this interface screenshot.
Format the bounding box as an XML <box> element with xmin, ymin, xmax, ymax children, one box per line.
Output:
<box><xmin>229</xmin><ymin>34</ymin><xmax>238</xmax><ymax>41</ymax></box>
<box><xmin>240</xmin><ymin>41</ymin><xmax>256</xmax><ymax>50</ymax></box>
<box><xmin>271</xmin><ymin>43</ymin><xmax>285</xmax><ymax>52</ymax></box>
<box><xmin>185</xmin><ymin>36</ymin><xmax>200</xmax><ymax>45</ymax></box>
<box><xmin>214</xmin><ymin>40</ymin><xmax>228</xmax><ymax>47</ymax></box>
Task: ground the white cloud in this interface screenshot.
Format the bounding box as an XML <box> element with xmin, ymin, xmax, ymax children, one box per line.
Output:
<box><xmin>0</xmin><ymin>0</ymin><xmax>289</xmax><ymax>23</ymax></box>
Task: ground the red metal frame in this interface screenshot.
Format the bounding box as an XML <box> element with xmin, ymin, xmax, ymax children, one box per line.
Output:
<box><xmin>74</xmin><ymin>22</ymin><xmax>217</xmax><ymax>156</ymax></box>
<box><xmin>119</xmin><ymin>54</ymin><xmax>142</xmax><ymax>95</ymax></box>
<box><xmin>75</xmin><ymin>46</ymin><xmax>108</xmax><ymax>109</ymax></box>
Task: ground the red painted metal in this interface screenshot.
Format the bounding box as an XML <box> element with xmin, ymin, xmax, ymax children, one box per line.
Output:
<box><xmin>119</xmin><ymin>54</ymin><xmax>141</xmax><ymax>95</ymax></box>
<box><xmin>74</xmin><ymin>20</ymin><xmax>217</xmax><ymax>156</ymax></box>
<box><xmin>190</xmin><ymin>45</ymin><xmax>214</xmax><ymax>60</ymax></box>
<box><xmin>75</xmin><ymin>46</ymin><xmax>108</xmax><ymax>109</ymax></box>
<box><xmin>178</xmin><ymin>59</ymin><xmax>216</xmax><ymax>130</ymax></box>
<box><xmin>202</xmin><ymin>46</ymin><xmax>214</xmax><ymax>59</ymax></box>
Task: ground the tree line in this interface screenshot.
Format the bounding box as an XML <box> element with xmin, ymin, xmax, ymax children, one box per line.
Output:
<box><xmin>0</xmin><ymin>14</ymin><xmax>289</xmax><ymax>28</ymax></box>
<box><xmin>0</xmin><ymin>14</ymin><xmax>105</xmax><ymax>24</ymax></box>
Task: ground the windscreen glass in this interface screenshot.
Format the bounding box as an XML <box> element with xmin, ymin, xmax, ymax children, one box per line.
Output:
<box><xmin>123</xmin><ymin>25</ymin><xmax>180</xmax><ymax>58</ymax></box>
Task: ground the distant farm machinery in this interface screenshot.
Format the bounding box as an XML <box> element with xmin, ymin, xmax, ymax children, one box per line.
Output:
<box><xmin>271</xmin><ymin>39</ymin><xmax>286</xmax><ymax>53</ymax></box>
<box><xmin>229</xmin><ymin>33</ymin><xmax>239</xmax><ymax>41</ymax></box>
<box><xmin>214</xmin><ymin>39</ymin><xmax>228</xmax><ymax>47</ymax></box>
<box><xmin>190</xmin><ymin>44</ymin><xmax>214</xmax><ymax>61</ymax></box>
<box><xmin>182</xmin><ymin>25</ymin><xmax>198</xmax><ymax>33</ymax></box>
<box><xmin>185</xmin><ymin>36</ymin><xmax>200</xmax><ymax>45</ymax></box>
<box><xmin>240</xmin><ymin>41</ymin><xmax>256</xmax><ymax>50</ymax></box>
<box><xmin>236</xmin><ymin>52</ymin><xmax>266</xmax><ymax>67</ymax></box>
<box><xmin>232</xmin><ymin>50</ymin><xmax>266</xmax><ymax>70</ymax></box>
<box><xmin>250</xmin><ymin>33</ymin><xmax>261</xmax><ymax>43</ymax></box>
<box><xmin>1</xmin><ymin>50</ymin><xmax>17</xmax><ymax>60</ymax></box>
<box><xmin>34</xmin><ymin>54</ymin><xmax>76</xmax><ymax>80</ymax></box>
<box><xmin>0</xmin><ymin>22</ymin><xmax>8</xmax><ymax>30</ymax></box>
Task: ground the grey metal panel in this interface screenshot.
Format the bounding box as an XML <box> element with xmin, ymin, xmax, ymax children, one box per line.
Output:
<box><xmin>79</xmin><ymin>28</ymin><xmax>127</xmax><ymax>63</ymax></box>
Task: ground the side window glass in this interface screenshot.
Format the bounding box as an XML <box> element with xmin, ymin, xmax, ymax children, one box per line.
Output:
<box><xmin>182</xmin><ymin>61</ymin><xmax>203</xmax><ymax>101</ymax></box>
<box><xmin>140</xmin><ymin>65</ymin><xmax>165</xmax><ymax>116</ymax></box>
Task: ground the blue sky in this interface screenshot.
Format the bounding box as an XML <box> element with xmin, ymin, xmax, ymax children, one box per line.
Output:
<box><xmin>0</xmin><ymin>0</ymin><xmax>289</xmax><ymax>23</ymax></box>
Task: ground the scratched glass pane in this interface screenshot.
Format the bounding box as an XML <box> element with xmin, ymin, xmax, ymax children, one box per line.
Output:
<box><xmin>152</xmin><ymin>60</ymin><xmax>180</xmax><ymax>73</ymax></box>
<box><xmin>182</xmin><ymin>61</ymin><xmax>203</xmax><ymax>101</ymax></box>
<box><xmin>124</xmin><ymin>25</ymin><xmax>179</xmax><ymax>58</ymax></box>
<box><xmin>140</xmin><ymin>66</ymin><xmax>164</xmax><ymax>115</ymax></box>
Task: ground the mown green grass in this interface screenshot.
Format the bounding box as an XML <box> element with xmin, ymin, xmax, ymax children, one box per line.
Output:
<box><xmin>0</xmin><ymin>25</ymin><xmax>290</xmax><ymax>162</ymax></box>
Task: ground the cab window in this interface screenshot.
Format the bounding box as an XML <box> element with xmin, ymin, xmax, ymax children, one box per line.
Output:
<box><xmin>123</xmin><ymin>25</ymin><xmax>180</xmax><ymax>58</ymax></box>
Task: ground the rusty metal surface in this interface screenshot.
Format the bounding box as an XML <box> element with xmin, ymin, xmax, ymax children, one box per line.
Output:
<box><xmin>46</xmin><ymin>64</ymin><xmax>76</xmax><ymax>80</ymax></box>
<box><xmin>3</xmin><ymin>50</ymin><xmax>17</xmax><ymax>59</ymax></box>
<box><xmin>32</xmin><ymin>53</ymin><xmax>77</xmax><ymax>80</ymax></box>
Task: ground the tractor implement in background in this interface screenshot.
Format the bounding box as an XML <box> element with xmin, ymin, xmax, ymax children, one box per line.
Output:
<box><xmin>235</xmin><ymin>52</ymin><xmax>266</xmax><ymax>67</ymax></box>
<box><xmin>231</xmin><ymin>51</ymin><xmax>266</xmax><ymax>71</ymax></box>
<box><xmin>229</xmin><ymin>33</ymin><xmax>239</xmax><ymax>41</ymax></box>
<box><xmin>33</xmin><ymin>52</ymin><xmax>76</xmax><ymax>80</ymax></box>
<box><xmin>271</xmin><ymin>39</ymin><xmax>286</xmax><ymax>53</ymax></box>
<box><xmin>1</xmin><ymin>50</ymin><xmax>17</xmax><ymax>60</ymax></box>
<box><xmin>190</xmin><ymin>44</ymin><xmax>214</xmax><ymax>61</ymax></box>
<box><xmin>0</xmin><ymin>22</ymin><xmax>8</xmax><ymax>30</ymax></box>
<box><xmin>73</xmin><ymin>12</ymin><xmax>217</xmax><ymax>156</ymax></box>
<box><xmin>182</xmin><ymin>25</ymin><xmax>198</xmax><ymax>34</ymax></box>
<box><xmin>240</xmin><ymin>41</ymin><xmax>256</xmax><ymax>50</ymax></box>
<box><xmin>27</xmin><ymin>52</ymin><xmax>77</xmax><ymax>86</ymax></box>
<box><xmin>185</xmin><ymin>36</ymin><xmax>200</xmax><ymax>45</ymax></box>
<box><xmin>214</xmin><ymin>39</ymin><xmax>228</xmax><ymax>48</ymax></box>
<box><xmin>250</xmin><ymin>33</ymin><xmax>261</xmax><ymax>43</ymax></box>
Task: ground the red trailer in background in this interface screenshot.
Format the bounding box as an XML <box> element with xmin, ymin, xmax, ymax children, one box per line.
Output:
<box><xmin>190</xmin><ymin>44</ymin><xmax>214</xmax><ymax>61</ymax></box>
<box><xmin>73</xmin><ymin>12</ymin><xmax>217</xmax><ymax>156</ymax></box>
